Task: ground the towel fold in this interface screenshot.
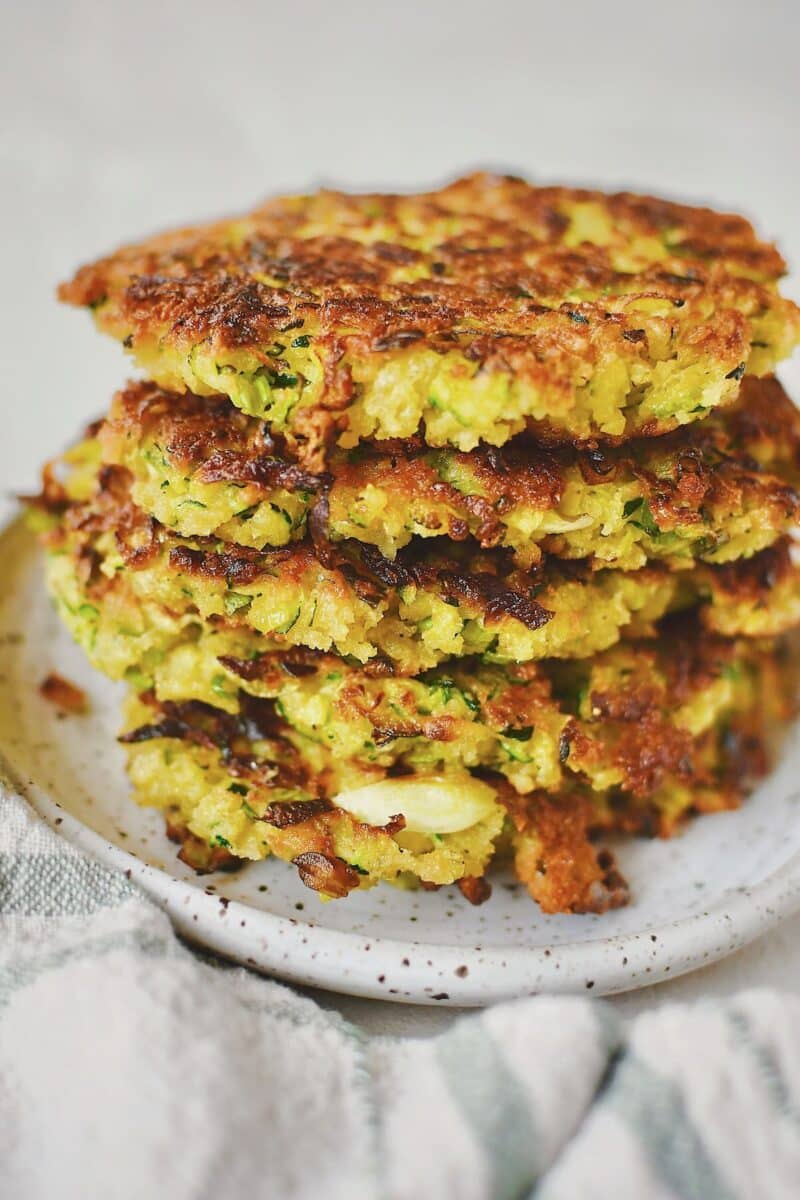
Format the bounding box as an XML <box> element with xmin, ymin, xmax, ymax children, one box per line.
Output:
<box><xmin>2</xmin><ymin>785</ymin><xmax>798</xmax><ymax>1200</ymax></box>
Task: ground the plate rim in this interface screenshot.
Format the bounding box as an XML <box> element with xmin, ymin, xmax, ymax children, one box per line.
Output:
<box><xmin>9</xmin><ymin>755</ymin><xmax>800</xmax><ymax>1006</ymax></box>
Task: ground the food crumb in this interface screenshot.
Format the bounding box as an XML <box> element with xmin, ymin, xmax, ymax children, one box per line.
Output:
<box><xmin>39</xmin><ymin>672</ymin><xmax>88</xmax><ymax>715</ymax></box>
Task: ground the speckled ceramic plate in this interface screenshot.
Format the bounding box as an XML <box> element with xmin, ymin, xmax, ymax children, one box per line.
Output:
<box><xmin>3</xmin><ymin>518</ymin><xmax>800</xmax><ymax>1005</ymax></box>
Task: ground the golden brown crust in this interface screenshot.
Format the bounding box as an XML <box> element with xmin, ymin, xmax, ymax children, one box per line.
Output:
<box><xmin>709</xmin><ymin>538</ymin><xmax>796</xmax><ymax>600</ymax></box>
<box><xmin>591</xmin><ymin>727</ymin><xmax>769</xmax><ymax>840</ymax></box>
<box><xmin>41</xmin><ymin>447</ymin><xmax>800</xmax><ymax>669</ymax></box>
<box><xmin>103</xmin><ymin>382</ymin><xmax>329</xmax><ymax>493</ymax></box>
<box><xmin>60</xmin><ymin>173</ymin><xmax>800</xmax><ymax>451</ymax></box>
<box><xmin>53</xmin><ymin>459</ymin><xmax>563</xmax><ymax>630</ymax></box>
<box><xmin>98</xmin><ymin>375</ymin><xmax>800</xmax><ymax>567</ymax></box>
<box><xmin>61</xmin><ymin>173</ymin><xmax>789</xmax><ymax>330</ymax></box>
<box><xmin>503</xmin><ymin>788</ymin><xmax>630</xmax><ymax>914</ymax></box>
<box><xmin>126</xmin><ymin>612</ymin><xmax>774</xmax><ymax>807</ymax></box>
<box><xmin>558</xmin><ymin>616</ymin><xmax>747</xmax><ymax>798</ymax></box>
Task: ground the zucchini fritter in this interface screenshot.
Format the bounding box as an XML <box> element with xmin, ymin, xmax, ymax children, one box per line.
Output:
<box><xmin>120</xmin><ymin>629</ymin><xmax>785</xmax><ymax>912</ymax></box>
<box><xmin>39</xmin><ymin>452</ymin><xmax>800</xmax><ymax>674</ymax></box>
<box><xmin>134</xmin><ymin>620</ymin><xmax>777</xmax><ymax>803</ymax></box>
<box><xmin>100</xmin><ymin>375</ymin><xmax>800</xmax><ymax>571</ymax></box>
<box><xmin>59</xmin><ymin>173</ymin><xmax>800</xmax><ymax>461</ymax></box>
<box><xmin>122</xmin><ymin>689</ymin><xmax>511</xmax><ymax>894</ymax></box>
<box><xmin>507</xmin><ymin>697</ymin><xmax>774</xmax><ymax>912</ymax></box>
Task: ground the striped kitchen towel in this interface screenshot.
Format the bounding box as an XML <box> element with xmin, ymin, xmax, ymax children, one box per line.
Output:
<box><xmin>2</xmin><ymin>783</ymin><xmax>799</xmax><ymax>1200</ymax></box>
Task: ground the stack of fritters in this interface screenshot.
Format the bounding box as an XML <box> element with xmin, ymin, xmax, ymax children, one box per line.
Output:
<box><xmin>33</xmin><ymin>173</ymin><xmax>800</xmax><ymax>912</ymax></box>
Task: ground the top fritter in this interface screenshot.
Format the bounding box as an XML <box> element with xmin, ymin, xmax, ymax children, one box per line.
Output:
<box><xmin>60</xmin><ymin>173</ymin><xmax>800</xmax><ymax>465</ymax></box>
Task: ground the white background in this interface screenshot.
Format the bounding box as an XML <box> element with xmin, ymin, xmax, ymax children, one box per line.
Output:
<box><xmin>3</xmin><ymin>0</ymin><xmax>800</xmax><ymax>1033</ymax></box>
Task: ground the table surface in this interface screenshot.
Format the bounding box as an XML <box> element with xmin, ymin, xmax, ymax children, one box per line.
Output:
<box><xmin>4</xmin><ymin>0</ymin><xmax>798</xmax><ymax>1035</ymax></box>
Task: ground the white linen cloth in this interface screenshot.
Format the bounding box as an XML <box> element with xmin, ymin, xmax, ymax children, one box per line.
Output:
<box><xmin>2</xmin><ymin>785</ymin><xmax>799</xmax><ymax>1200</ymax></box>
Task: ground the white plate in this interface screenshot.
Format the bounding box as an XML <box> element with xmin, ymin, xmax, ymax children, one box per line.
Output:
<box><xmin>3</xmin><ymin>518</ymin><xmax>800</xmax><ymax>1005</ymax></box>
